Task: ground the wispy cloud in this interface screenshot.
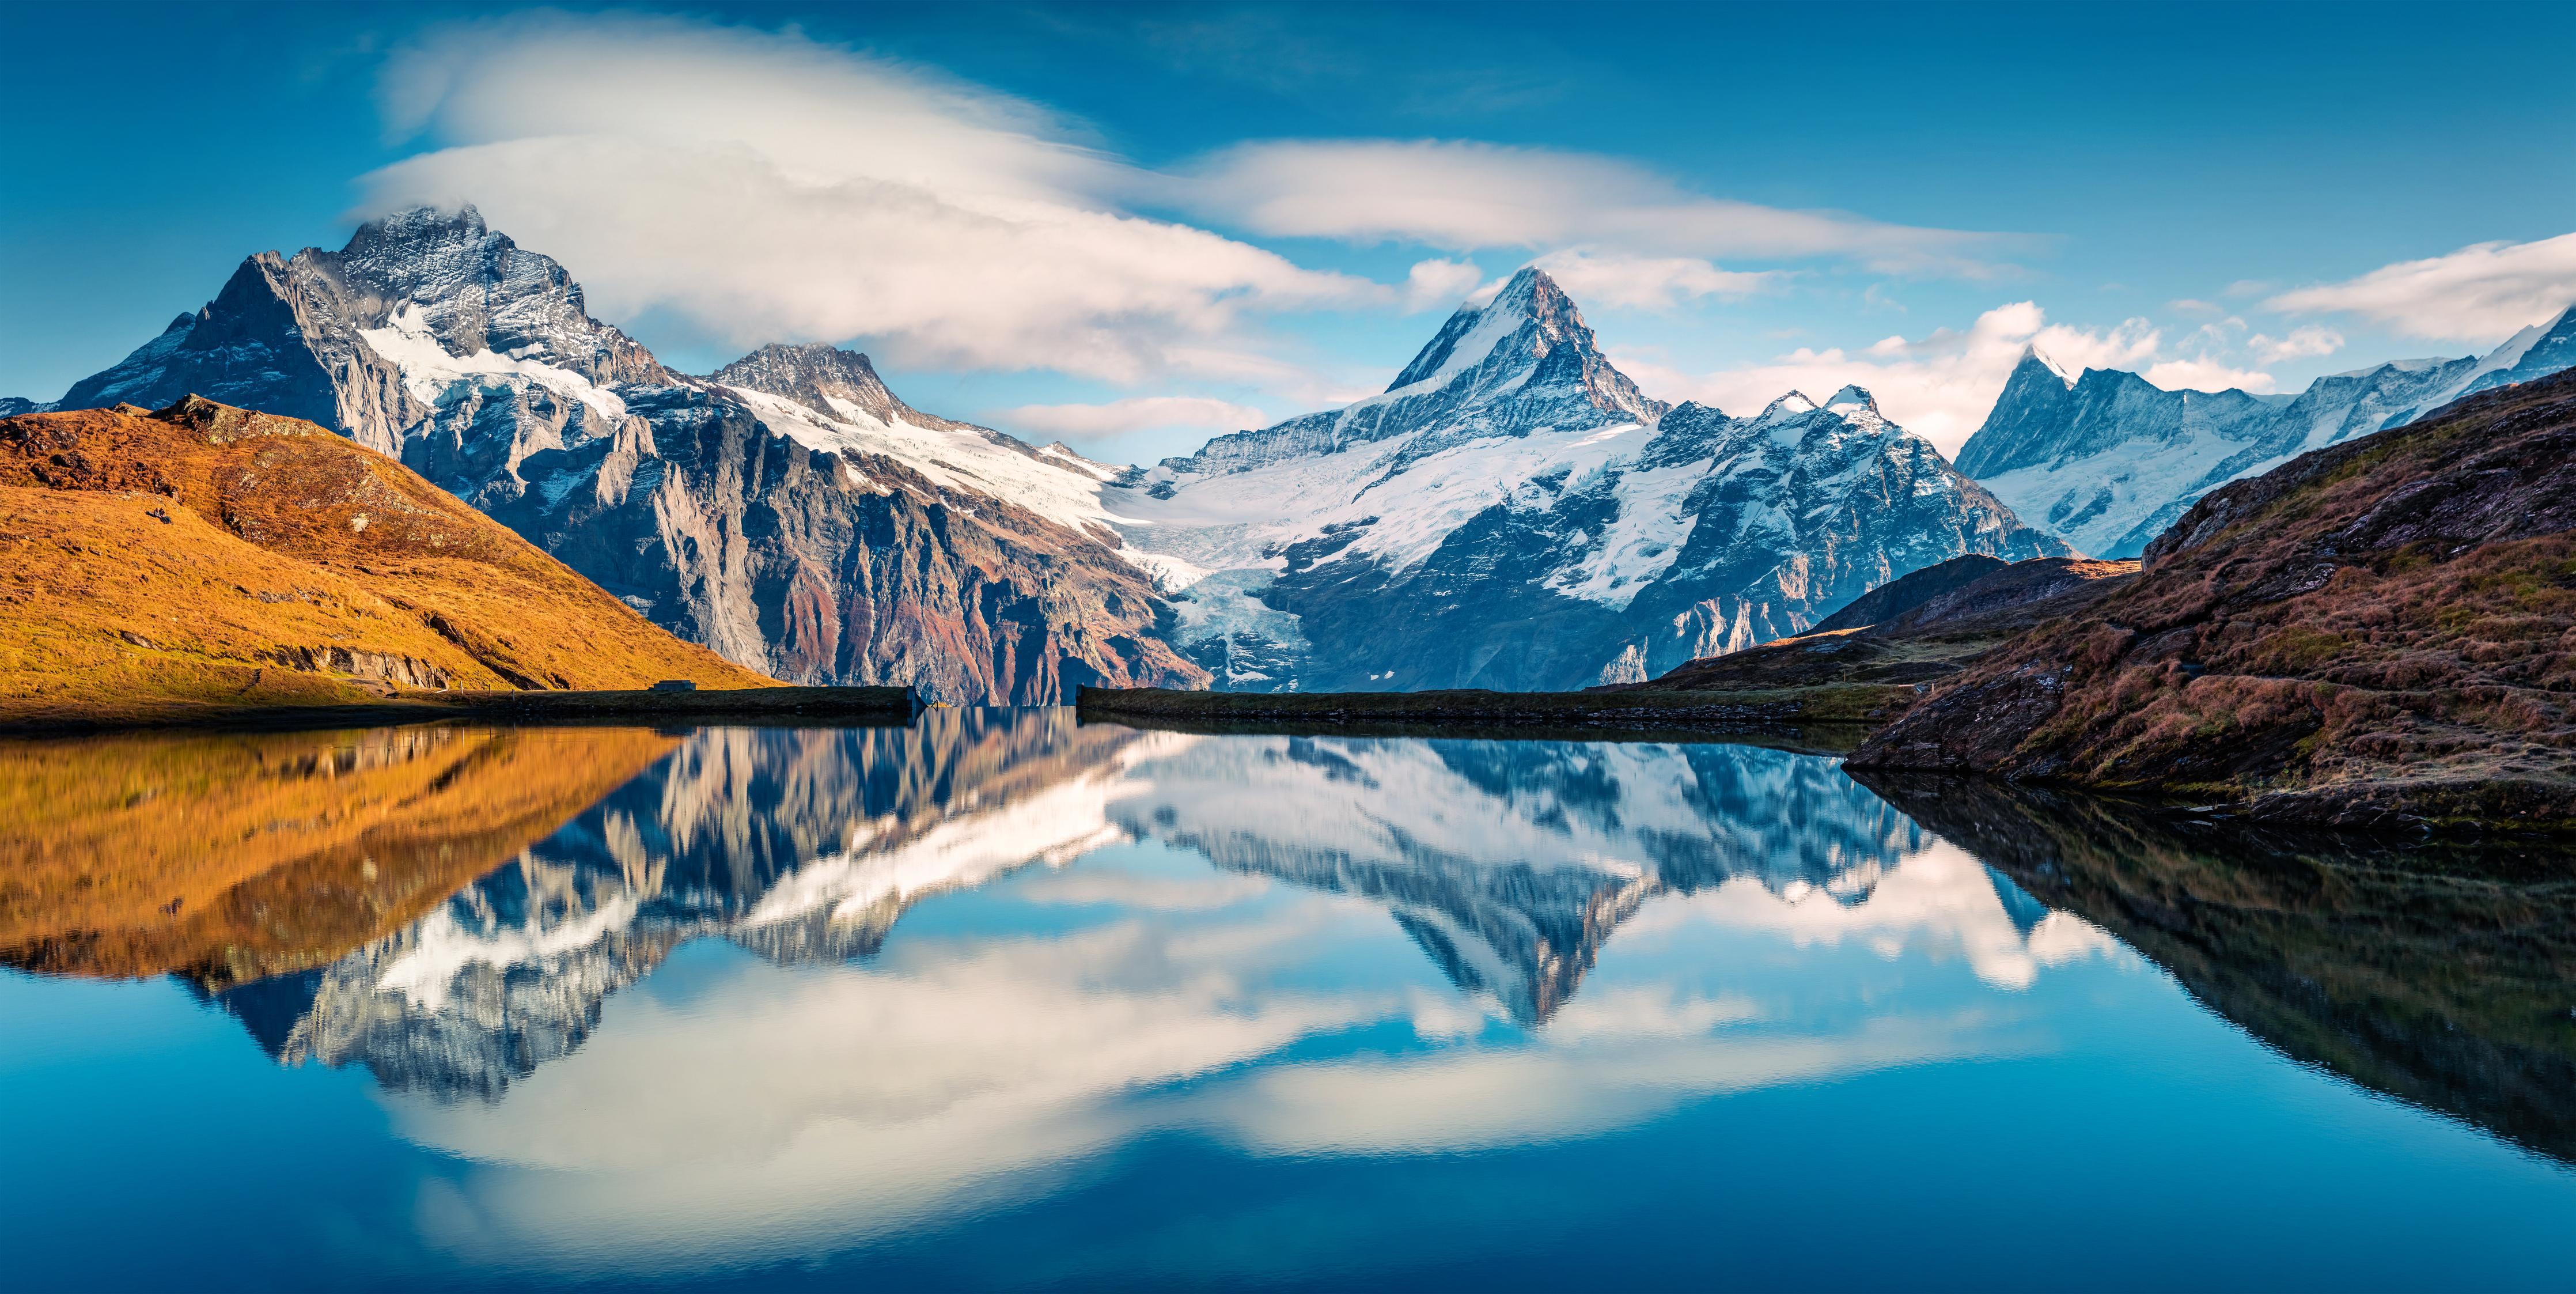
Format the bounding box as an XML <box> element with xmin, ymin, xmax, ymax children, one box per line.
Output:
<box><xmin>2266</xmin><ymin>232</ymin><xmax>2576</xmax><ymax>342</ymax></box>
<box><xmin>1530</xmin><ymin>249</ymin><xmax>1781</xmax><ymax>311</ymax></box>
<box><xmin>1176</xmin><ymin>139</ymin><xmax>2018</xmax><ymax>278</ymax></box>
<box><xmin>365</xmin><ymin>12</ymin><xmax>1376</xmax><ymax>390</ymax></box>
<box><xmin>997</xmin><ymin>395</ymin><xmax>1272</xmax><ymax>440</ymax></box>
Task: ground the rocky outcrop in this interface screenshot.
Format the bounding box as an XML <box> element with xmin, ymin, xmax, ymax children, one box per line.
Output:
<box><xmin>1853</xmin><ymin>370</ymin><xmax>2576</xmax><ymax>828</ymax></box>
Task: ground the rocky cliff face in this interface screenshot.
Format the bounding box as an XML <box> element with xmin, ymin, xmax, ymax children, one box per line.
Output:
<box><xmin>56</xmin><ymin>207</ymin><xmax>1204</xmax><ymax>703</ymax></box>
<box><xmin>1115</xmin><ymin>273</ymin><xmax>2064</xmax><ymax>691</ymax></box>
<box><xmin>1959</xmin><ymin>306</ymin><xmax>2576</xmax><ymax>558</ymax></box>
<box><xmin>1855</xmin><ymin>369</ymin><xmax>2576</xmax><ymax>828</ymax></box>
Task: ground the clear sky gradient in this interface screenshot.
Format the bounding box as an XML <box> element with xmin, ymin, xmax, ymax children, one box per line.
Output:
<box><xmin>6</xmin><ymin>1</ymin><xmax>2573</xmax><ymax>460</ymax></box>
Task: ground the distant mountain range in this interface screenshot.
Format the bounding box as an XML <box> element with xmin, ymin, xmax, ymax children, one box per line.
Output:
<box><xmin>18</xmin><ymin>205</ymin><xmax>2573</xmax><ymax>695</ymax></box>
<box><xmin>1960</xmin><ymin>307</ymin><xmax>2576</xmax><ymax>557</ymax></box>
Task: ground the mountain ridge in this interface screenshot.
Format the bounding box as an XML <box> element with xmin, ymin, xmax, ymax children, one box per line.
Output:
<box><xmin>1962</xmin><ymin>305</ymin><xmax>2576</xmax><ymax>557</ymax></box>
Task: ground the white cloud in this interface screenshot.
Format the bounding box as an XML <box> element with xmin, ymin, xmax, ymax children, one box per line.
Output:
<box><xmin>1181</xmin><ymin>139</ymin><xmax>2011</xmax><ymax>277</ymax></box>
<box><xmin>1529</xmin><ymin>249</ymin><xmax>1780</xmax><ymax>311</ymax></box>
<box><xmin>2249</xmin><ymin>324</ymin><xmax>2343</xmax><ymax>364</ymax></box>
<box><xmin>1400</xmin><ymin>258</ymin><xmax>1485</xmax><ymax>311</ymax></box>
<box><xmin>363</xmin><ymin>13</ymin><xmax>1377</xmax><ymax>389</ymax></box>
<box><xmin>2266</xmin><ymin>232</ymin><xmax>2576</xmax><ymax>342</ymax></box>
<box><xmin>998</xmin><ymin>395</ymin><xmax>1272</xmax><ymax>440</ymax></box>
<box><xmin>2143</xmin><ymin>358</ymin><xmax>2276</xmax><ymax>395</ymax></box>
<box><xmin>1621</xmin><ymin>301</ymin><xmax>2161</xmax><ymax>456</ymax></box>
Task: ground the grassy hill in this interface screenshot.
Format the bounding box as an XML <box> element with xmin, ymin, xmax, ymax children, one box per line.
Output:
<box><xmin>0</xmin><ymin>396</ymin><xmax>772</xmax><ymax>725</ymax></box>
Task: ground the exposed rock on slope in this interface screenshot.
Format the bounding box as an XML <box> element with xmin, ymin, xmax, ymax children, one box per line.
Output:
<box><xmin>1854</xmin><ymin>371</ymin><xmax>2576</xmax><ymax>828</ymax></box>
<box><xmin>0</xmin><ymin>397</ymin><xmax>770</xmax><ymax>723</ymax></box>
<box><xmin>58</xmin><ymin>207</ymin><xmax>1204</xmax><ymax>704</ymax></box>
<box><xmin>1115</xmin><ymin>270</ymin><xmax>2066</xmax><ymax>691</ymax></box>
<box><xmin>1962</xmin><ymin>305</ymin><xmax>2576</xmax><ymax>558</ymax></box>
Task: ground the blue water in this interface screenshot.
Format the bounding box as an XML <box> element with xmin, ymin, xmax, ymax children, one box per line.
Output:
<box><xmin>2</xmin><ymin>712</ymin><xmax>2570</xmax><ymax>1291</ymax></box>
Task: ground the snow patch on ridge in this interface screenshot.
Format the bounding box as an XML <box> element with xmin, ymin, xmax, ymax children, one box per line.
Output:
<box><xmin>360</xmin><ymin>305</ymin><xmax>630</xmax><ymax>421</ymax></box>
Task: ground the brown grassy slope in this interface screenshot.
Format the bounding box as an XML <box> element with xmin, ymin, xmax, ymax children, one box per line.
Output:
<box><xmin>1853</xmin><ymin>371</ymin><xmax>2576</xmax><ymax>828</ymax></box>
<box><xmin>0</xmin><ymin>396</ymin><xmax>771</xmax><ymax>724</ymax></box>
<box><xmin>0</xmin><ymin>725</ymin><xmax>675</xmax><ymax>987</ymax></box>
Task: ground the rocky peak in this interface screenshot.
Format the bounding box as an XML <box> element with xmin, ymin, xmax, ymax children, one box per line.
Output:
<box><xmin>710</xmin><ymin>341</ymin><xmax>992</xmax><ymax>437</ymax></box>
<box><xmin>1757</xmin><ymin>391</ymin><xmax>1821</xmax><ymax>423</ymax></box>
<box><xmin>1825</xmin><ymin>385</ymin><xmax>1882</xmax><ymax>418</ymax></box>
<box><xmin>1384</xmin><ymin>266</ymin><xmax>1667</xmax><ymax>424</ymax></box>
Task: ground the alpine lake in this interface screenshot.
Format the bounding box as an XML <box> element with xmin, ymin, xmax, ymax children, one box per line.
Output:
<box><xmin>4</xmin><ymin>710</ymin><xmax>2572</xmax><ymax>1291</ymax></box>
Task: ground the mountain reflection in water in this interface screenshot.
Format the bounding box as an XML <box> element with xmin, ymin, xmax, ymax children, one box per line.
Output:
<box><xmin>3</xmin><ymin>710</ymin><xmax>2572</xmax><ymax>1287</ymax></box>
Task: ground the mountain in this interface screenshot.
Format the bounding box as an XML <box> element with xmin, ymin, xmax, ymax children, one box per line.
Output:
<box><xmin>1960</xmin><ymin>304</ymin><xmax>2576</xmax><ymax>558</ymax></box>
<box><xmin>55</xmin><ymin>206</ymin><xmax>1204</xmax><ymax>704</ymax></box>
<box><xmin>1855</xmin><ymin>369</ymin><xmax>2576</xmax><ymax>828</ymax></box>
<box><xmin>1111</xmin><ymin>268</ymin><xmax>2067</xmax><ymax>691</ymax></box>
<box><xmin>0</xmin><ymin>396</ymin><xmax>768</xmax><ymax>724</ymax></box>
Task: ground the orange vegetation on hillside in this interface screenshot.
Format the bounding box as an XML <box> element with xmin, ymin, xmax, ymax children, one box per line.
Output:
<box><xmin>0</xmin><ymin>396</ymin><xmax>771</xmax><ymax>725</ymax></box>
<box><xmin>0</xmin><ymin>724</ymin><xmax>675</xmax><ymax>986</ymax></box>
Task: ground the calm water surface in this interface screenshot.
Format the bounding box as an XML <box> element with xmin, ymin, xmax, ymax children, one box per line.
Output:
<box><xmin>3</xmin><ymin>710</ymin><xmax>2572</xmax><ymax>1291</ymax></box>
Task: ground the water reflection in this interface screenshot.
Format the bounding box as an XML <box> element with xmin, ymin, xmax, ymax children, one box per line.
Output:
<box><xmin>1861</xmin><ymin>773</ymin><xmax>2576</xmax><ymax>1164</ymax></box>
<box><xmin>3</xmin><ymin>711</ymin><xmax>2571</xmax><ymax>1287</ymax></box>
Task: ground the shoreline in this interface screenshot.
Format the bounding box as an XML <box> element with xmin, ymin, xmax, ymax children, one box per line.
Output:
<box><xmin>1074</xmin><ymin>683</ymin><xmax>1896</xmax><ymax>750</ymax></box>
<box><xmin>0</xmin><ymin>684</ymin><xmax>922</xmax><ymax>738</ymax></box>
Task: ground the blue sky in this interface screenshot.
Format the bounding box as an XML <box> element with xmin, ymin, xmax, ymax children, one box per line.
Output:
<box><xmin>6</xmin><ymin>1</ymin><xmax>2574</xmax><ymax>459</ymax></box>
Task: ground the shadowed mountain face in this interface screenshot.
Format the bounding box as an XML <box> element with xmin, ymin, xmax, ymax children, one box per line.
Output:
<box><xmin>1857</xmin><ymin>773</ymin><xmax>2576</xmax><ymax>1165</ymax></box>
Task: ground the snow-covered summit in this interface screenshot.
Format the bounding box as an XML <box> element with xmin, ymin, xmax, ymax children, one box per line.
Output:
<box><xmin>1156</xmin><ymin>266</ymin><xmax>1668</xmax><ymax>478</ymax></box>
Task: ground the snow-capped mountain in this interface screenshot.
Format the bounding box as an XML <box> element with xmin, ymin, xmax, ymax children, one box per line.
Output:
<box><xmin>1960</xmin><ymin>304</ymin><xmax>2576</xmax><ymax>558</ymax></box>
<box><xmin>1112</xmin><ymin>268</ymin><xmax>2064</xmax><ymax>690</ymax></box>
<box><xmin>54</xmin><ymin>206</ymin><xmax>1201</xmax><ymax>703</ymax></box>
